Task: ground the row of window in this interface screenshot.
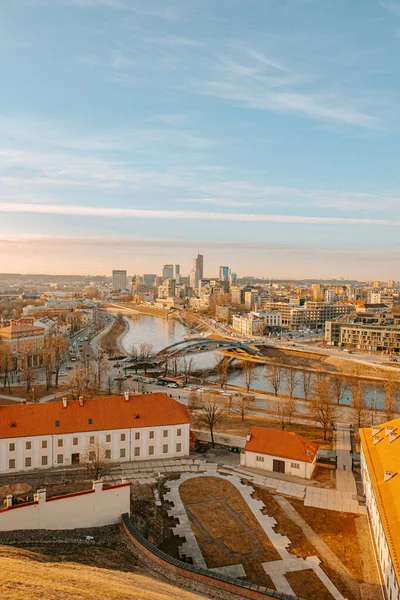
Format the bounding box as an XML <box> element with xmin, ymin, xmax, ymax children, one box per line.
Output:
<box><xmin>7</xmin><ymin>429</ymin><xmax>183</xmax><ymax>452</ymax></box>
<box><xmin>255</xmin><ymin>456</ymin><xmax>300</xmax><ymax>469</ymax></box>
<box><xmin>7</xmin><ymin>443</ymin><xmax>183</xmax><ymax>469</ymax></box>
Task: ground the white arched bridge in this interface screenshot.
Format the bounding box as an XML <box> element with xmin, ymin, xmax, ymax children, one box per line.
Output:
<box><xmin>156</xmin><ymin>337</ymin><xmax>262</xmax><ymax>358</ymax></box>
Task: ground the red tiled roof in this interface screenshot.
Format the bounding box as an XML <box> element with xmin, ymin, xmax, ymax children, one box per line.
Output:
<box><xmin>244</xmin><ymin>426</ymin><xmax>319</xmax><ymax>463</ymax></box>
<box><xmin>0</xmin><ymin>323</ymin><xmax>43</xmax><ymax>335</ymax></box>
<box><xmin>0</xmin><ymin>393</ymin><xmax>190</xmax><ymax>439</ymax></box>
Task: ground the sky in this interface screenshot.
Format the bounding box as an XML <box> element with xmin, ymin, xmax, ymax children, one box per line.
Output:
<box><xmin>1</xmin><ymin>0</ymin><xmax>400</xmax><ymax>279</ymax></box>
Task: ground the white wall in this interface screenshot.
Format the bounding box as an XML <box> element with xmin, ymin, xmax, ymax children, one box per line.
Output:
<box><xmin>241</xmin><ymin>450</ymin><xmax>316</xmax><ymax>479</ymax></box>
<box><xmin>0</xmin><ymin>481</ymin><xmax>131</xmax><ymax>531</ymax></box>
<box><xmin>0</xmin><ymin>422</ymin><xmax>190</xmax><ymax>474</ymax></box>
<box><xmin>361</xmin><ymin>446</ymin><xmax>400</xmax><ymax>599</ymax></box>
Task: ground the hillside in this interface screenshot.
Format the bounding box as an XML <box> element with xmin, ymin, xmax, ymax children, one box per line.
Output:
<box><xmin>0</xmin><ymin>546</ymin><xmax>209</xmax><ymax>600</ymax></box>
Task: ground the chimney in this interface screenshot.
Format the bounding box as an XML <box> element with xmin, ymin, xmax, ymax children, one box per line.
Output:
<box><xmin>62</xmin><ymin>397</ymin><xmax>67</xmax><ymax>408</ymax></box>
<box><xmin>385</xmin><ymin>426</ymin><xmax>393</xmax><ymax>437</ymax></box>
<box><xmin>389</xmin><ymin>432</ymin><xmax>397</xmax><ymax>444</ymax></box>
<box><xmin>372</xmin><ymin>426</ymin><xmax>380</xmax><ymax>436</ymax></box>
<box><xmin>124</xmin><ymin>391</ymin><xmax>130</xmax><ymax>402</ymax></box>
<box><xmin>384</xmin><ymin>470</ymin><xmax>393</xmax><ymax>482</ymax></box>
<box><xmin>246</xmin><ymin>433</ymin><xmax>252</xmax><ymax>442</ymax></box>
<box><xmin>373</xmin><ymin>436</ymin><xmax>380</xmax><ymax>445</ymax></box>
<box><xmin>79</xmin><ymin>396</ymin><xmax>84</xmax><ymax>407</ymax></box>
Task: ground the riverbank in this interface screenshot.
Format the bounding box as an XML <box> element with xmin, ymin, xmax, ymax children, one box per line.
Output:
<box><xmin>99</xmin><ymin>316</ymin><xmax>128</xmax><ymax>356</ymax></box>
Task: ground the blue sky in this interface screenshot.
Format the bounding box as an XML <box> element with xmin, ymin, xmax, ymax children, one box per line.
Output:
<box><xmin>1</xmin><ymin>0</ymin><xmax>400</xmax><ymax>278</ymax></box>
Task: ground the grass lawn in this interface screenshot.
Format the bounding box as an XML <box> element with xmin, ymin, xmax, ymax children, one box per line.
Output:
<box><xmin>178</xmin><ymin>476</ymin><xmax>278</xmax><ymax>588</ymax></box>
<box><xmin>212</xmin><ymin>413</ymin><xmax>333</xmax><ymax>449</ymax></box>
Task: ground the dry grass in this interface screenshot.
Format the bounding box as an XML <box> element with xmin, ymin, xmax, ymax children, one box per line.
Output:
<box><xmin>99</xmin><ymin>318</ymin><xmax>127</xmax><ymax>355</ymax></box>
<box><xmin>286</xmin><ymin>569</ymin><xmax>336</xmax><ymax>600</ymax></box>
<box><xmin>289</xmin><ymin>499</ymin><xmax>363</xmax><ymax>581</ymax></box>
<box><xmin>0</xmin><ymin>546</ymin><xmax>207</xmax><ymax>600</ymax></box>
<box><xmin>312</xmin><ymin>466</ymin><xmax>336</xmax><ymax>487</ymax></box>
<box><xmin>213</xmin><ymin>413</ymin><xmax>332</xmax><ymax>449</ymax></box>
<box><xmin>178</xmin><ymin>476</ymin><xmax>279</xmax><ymax>587</ymax></box>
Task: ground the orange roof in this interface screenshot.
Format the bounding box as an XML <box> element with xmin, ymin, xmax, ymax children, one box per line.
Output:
<box><xmin>244</xmin><ymin>426</ymin><xmax>318</xmax><ymax>463</ymax></box>
<box><xmin>0</xmin><ymin>393</ymin><xmax>190</xmax><ymax>439</ymax></box>
<box><xmin>0</xmin><ymin>323</ymin><xmax>44</xmax><ymax>336</ymax></box>
<box><xmin>360</xmin><ymin>419</ymin><xmax>400</xmax><ymax>582</ymax></box>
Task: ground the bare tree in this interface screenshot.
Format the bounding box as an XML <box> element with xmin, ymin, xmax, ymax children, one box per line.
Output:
<box><xmin>187</xmin><ymin>388</ymin><xmax>200</xmax><ymax>412</ymax></box>
<box><xmin>275</xmin><ymin>395</ymin><xmax>296</xmax><ymax>430</ymax></box>
<box><xmin>285</xmin><ymin>366</ymin><xmax>298</xmax><ymax>398</ymax></box>
<box><xmin>310</xmin><ymin>375</ymin><xmax>336</xmax><ymax>440</ymax></box>
<box><xmin>139</xmin><ymin>343</ymin><xmax>154</xmax><ymax>373</ymax></box>
<box><xmin>331</xmin><ymin>367</ymin><xmax>347</xmax><ymax>405</ymax></box>
<box><xmin>242</xmin><ymin>361</ymin><xmax>257</xmax><ymax>393</ymax></box>
<box><xmin>347</xmin><ymin>364</ymin><xmax>368</xmax><ymax>428</ymax></box>
<box><xmin>301</xmin><ymin>370</ymin><xmax>312</xmax><ymax>401</ymax></box>
<box><xmin>42</xmin><ymin>348</ymin><xmax>53</xmax><ymax>391</ymax></box>
<box><xmin>182</xmin><ymin>356</ymin><xmax>194</xmax><ymax>384</ymax></box>
<box><xmin>81</xmin><ymin>440</ymin><xmax>115</xmax><ymax>480</ymax></box>
<box><xmin>195</xmin><ymin>393</ymin><xmax>225</xmax><ymax>447</ymax></box>
<box><xmin>21</xmin><ymin>342</ymin><xmax>35</xmax><ymax>393</ymax></box>
<box><xmin>0</xmin><ymin>341</ymin><xmax>12</xmax><ymax>393</ymax></box>
<box><xmin>232</xmin><ymin>393</ymin><xmax>255</xmax><ymax>421</ymax></box>
<box><xmin>93</xmin><ymin>349</ymin><xmax>106</xmax><ymax>390</ymax></box>
<box><xmin>214</xmin><ymin>356</ymin><xmax>230</xmax><ymax>390</ymax></box>
<box><xmin>383</xmin><ymin>372</ymin><xmax>400</xmax><ymax>420</ymax></box>
<box><xmin>128</xmin><ymin>345</ymin><xmax>139</xmax><ymax>373</ymax></box>
<box><xmin>52</xmin><ymin>334</ymin><xmax>68</xmax><ymax>387</ymax></box>
<box><xmin>106</xmin><ymin>375</ymin><xmax>114</xmax><ymax>395</ymax></box>
<box><xmin>265</xmin><ymin>359</ymin><xmax>282</xmax><ymax>396</ymax></box>
<box><xmin>68</xmin><ymin>366</ymin><xmax>95</xmax><ymax>401</ymax></box>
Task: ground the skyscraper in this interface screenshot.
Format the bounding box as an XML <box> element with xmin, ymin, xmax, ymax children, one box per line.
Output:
<box><xmin>112</xmin><ymin>270</ymin><xmax>127</xmax><ymax>291</ymax></box>
<box><xmin>162</xmin><ymin>264</ymin><xmax>174</xmax><ymax>280</ymax></box>
<box><xmin>193</xmin><ymin>253</ymin><xmax>203</xmax><ymax>280</ymax></box>
<box><xmin>173</xmin><ymin>264</ymin><xmax>181</xmax><ymax>284</ymax></box>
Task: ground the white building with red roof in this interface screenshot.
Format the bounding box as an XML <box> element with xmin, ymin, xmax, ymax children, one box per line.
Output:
<box><xmin>240</xmin><ymin>426</ymin><xmax>319</xmax><ymax>479</ymax></box>
<box><xmin>0</xmin><ymin>393</ymin><xmax>190</xmax><ymax>474</ymax></box>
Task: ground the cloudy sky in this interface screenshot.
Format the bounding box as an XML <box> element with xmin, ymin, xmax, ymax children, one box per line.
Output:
<box><xmin>1</xmin><ymin>0</ymin><xmax>400</xmax><ymax>278</ymax></box>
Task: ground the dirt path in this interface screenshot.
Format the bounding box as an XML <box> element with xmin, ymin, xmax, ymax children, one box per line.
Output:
<box><xmin>354</xmin><ymin>517</ymin><xmax>383</xmax><ymax>600</ymax></box>
<box><xmin>273</xmin><ymin>495</ymin><xmax>361</xmax><ymax>600</ymax></box>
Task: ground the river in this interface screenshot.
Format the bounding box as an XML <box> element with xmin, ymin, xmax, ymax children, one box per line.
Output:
<box><xmin>120</xmin><ymin>312</ymin><xmax>386</xmax><ymax>409</ymax></box>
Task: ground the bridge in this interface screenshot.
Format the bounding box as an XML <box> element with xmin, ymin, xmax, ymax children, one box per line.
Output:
<box><xmin>156</xmin><ymin>337</ymin><xmax>262</xmax><ymax>358</ymax></box>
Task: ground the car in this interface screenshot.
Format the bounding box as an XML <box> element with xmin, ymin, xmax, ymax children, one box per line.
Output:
<box><xmin>58</xmin><ymin>372</ymin><xmax>66</xmax><ymax>377</ymax></box>
<box><xmin>66</xmin><ymin>365</ymin><xmax>73</xmax><ymax>370</ymax></box>
<box><xmin>167</xmin><ymin>383</ymin><xmax>178</xmax><ymax>388</ymax></box>
<box><xmin>113</xmin><ymin>363</ymin><xmax>121</xmax><ymax>368</ymax></box>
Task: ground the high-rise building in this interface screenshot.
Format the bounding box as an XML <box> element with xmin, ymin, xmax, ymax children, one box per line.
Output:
<box><xmin>230</xmin><ymin>272</ymin><xmax>237</xmax><ymax>286</ymax></box>
<box><xmin>143</xmin><ymin>274</ymin><xmax>157</xmax><ymax>286</ymax></box>
<box><xmin>162</xmin><ymin>264</ymin><xmax>174</xmax><ymax>280</ymax></box>
<box><xmin>219</xmin><ymin>266</ymin><xmax>230</xmax><ymax>281</ymax></box>
<box><xmin>193</xmin><ymin>254</ymin><xmax>204</xmax><ymax>280</ymax></box>
<box><xmin>173</xmin><ymin>264</ymin><xmax>181</xmax><ymax>284</ymax></box>
<box><xmin>112</xmin><ymin>270</ymin><xmax>127</xmax><ymax>291</ymax></box>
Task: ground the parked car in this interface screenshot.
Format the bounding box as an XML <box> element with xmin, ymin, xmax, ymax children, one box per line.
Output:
<box><xmin>66</xmin><ymin>365</ymin><xmax>73</xmax><ymax>370</ymax></box>
<box><xmin>58</xmin><ymin>372</ymin><xmax>66</xmax><ymax>377</ymax></box>
<box><xmin>167</xmin><ymin>383</ymin><xmax>178</xmax><ymax>388</ymax></box>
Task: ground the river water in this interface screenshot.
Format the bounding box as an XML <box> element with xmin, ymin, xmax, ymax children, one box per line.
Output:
<box><xmin>121</xmin><ymin>312</ymin><xmax>386</xmax><ymax>409</ymax></box>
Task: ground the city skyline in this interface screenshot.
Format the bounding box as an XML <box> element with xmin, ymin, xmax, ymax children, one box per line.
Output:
<box><xmin>2</xmin><ymin>1</ymin><xmax>400</xmax><ymax>277</ymax></box>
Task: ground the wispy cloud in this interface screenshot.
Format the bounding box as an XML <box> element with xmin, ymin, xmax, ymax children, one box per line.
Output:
<box><xmin>0</xmin><ymin>202</ymin><xmax>398</xmax><ymax>227</ymax></box>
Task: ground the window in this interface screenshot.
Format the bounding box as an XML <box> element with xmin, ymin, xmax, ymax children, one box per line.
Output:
<box><xmin>42</xmin><ymin>440</ymin><xmax>47</xmax><ymax>449</ymax></box>
<box><xmin>163</xmin><ymin>430</ymin><xmax>168</xmax><ymax>438</ymax></box>
<box><xmin>89</xmin><ymin>436</ymin><xmax>95</xmax><ymax>444</ymax></box>
<box><xmin>134</xmin><ymin>447</ymin><xmax>140</xmax><ymax>456</ymax></box>
<box><xmin>106</xmin><ymin>434</ymin><xmax>111</xmax><ymax>443</ymax></box>
<box><xmin>148</xmin><ymin>446</ymin><xmax>154</xmax><ymax>455</ymax></box>
<box><xmin>120</xmin><ymin>448</ymin><xmax>126</xmax><ymax>458</ymax></box>
<box><xmin>73</xmin><ymin>437</ymin><xmax>78</xmax><ymax>446</ymax></box>
<box><xmin>26</xmin><ymin>441</ymin><xmax>32</xmax><ymax>450</ymax></box>
<box><xmin>57</xmin><ymin>454</ymin><xmax>63</xmax><ymax>464</ymax></box>
<box><xmin>291</xmin><ymin>462</ymin><xmax>300</xmax><ymax>469</ymax></box>
<box><xmin>25</xmin><ymin>457</ymin><xmax>32</xmax><ymax>467</ymax></box>
<box><xmin>121</xmin><ymin>433</ymin><xmax>126</xmax><ymax>442</ymax></box>
<box><xmin>149</xmin><ymin>431</ymin><xmax>154</xmax><ymax>439</ymax></box>
<box><xmin>163</xmin><ymin>444</ymin><xmax>168</xmax><ymax>454</ymax></box>
<box><xmin>135</xmin><ymin>432</ymin><xmax>140</xmax><ymax>440</ymax></box>
<box><xmin>88</xmin><ymin>418</ymin><xmax>93</xmax><ymax>425</ymax></box>
<box><xmin>41</xmin><ymin>456</ymin><xmax>48</xmax><ymax>466</ymax></box>
<box><xmin>105</xmin><ymin>449</ymin><xmax>111</xmax><ymax>459</ymax></box>
<box><xmin>177</xmin><ymin>428</ymin><xmax>182</xmax><ymax>437</ymax></box>
<box><xmin>55</xmin><ymin>420</ymin><xmax>60</xmax><ymax>427</ymax></box>
<box><xmin>176</xmin><ymin>443</ymin><xmax>182</xmax><ymax>453</ymax></box>
<box><xmin>89</xmin><ymin>451</ymin><xmax>95</xmax><ymax>461</ymax></box>
<box><xmin>58</xmin><ymin>439</ymin><xmax>63</xmax><ymax>447</ymax></box>
<box><xmin>9</xmin><ymin>443</ymin><xmax>15</xmax><ymax>452</ymax></box>
<box><xmin>256</xmin><ymin>456</ymin><xmax>264</xmax><ymax>462</ymax></box>
<box><xmin>9</xmin><ymin>459</ymin><xmax>15</xmax><ymax>469</ymax></box>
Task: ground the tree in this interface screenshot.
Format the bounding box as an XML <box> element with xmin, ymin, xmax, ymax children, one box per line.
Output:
<box><xmin>331</xmin><ymin>367</ymin><xmax>347</xmax><ymax>405</ymax></box>
<box><xmin>214</xmin><ymin>356</ymin><xmax>230</xmax><ymax>390</ymax></box>
<box><xmin>21</xmin><ymin>342</ymin><xmax>35</xmax><ymax>393</ymax></box>
<box><xmin>346</xmin><ymin>364</ymin><xmax>368</xmax><ymax>428</ymax></box>
<box><xmin>195</xmin><ymin>393</ymin><xmax>225</xmax><ymax>447</ymax></box>
<box><xmin>301</xmin><ymin>370</ymin><xmax>312</xmax><ymax>401</ymax></box>
<box><xmin>187</xmin><ymin>388</ymin><xmax>199</xmax><ymax>412</ymax></box>
<box><xmin>139</xmin><ymin>343</ymin><xmax>154</xmax><ymax>373</ymax></box>
<box><xmin>68</xmin><ymin>366</ymin><xmax>95</xmax><ymax>401</ymax></box>
<box><xmin>232</xmin><ymin>393</ymin><xmax>255</xmax><ymax>421</ymax></box>
<box><xmin>52</xmin><ymin>334</ymin><xmax>68</xmax><ymax>387</ymax></box>
<box><xmin>93</xmin><ymin>349</ymin><xmax>106</xmax><ymax>390</ymax></box>
<box><xmin>310</xmin><ymin>375</ymin><xmax>336</xmax><ymax>440</ymax></box>
<box><xmin>265</xmin><ymin>359</ymin><xmax>282</xmax><ymax>396</ymax></box>
<box><xmin>242</xmin><ymin>361</ymin><xmax>257</xmax><ymax>393</ymax></box>
<box><xmin>81</xmin><ymin>440</ymin><xmax>115</xmax><ymax>480</ymax></box>
<box><xmin>106</xmin><ymin>375</ymin><xmax>114</xmax><ymax>395</ymax></box>
<box><xmin>275</xmin><ymin>395</ymin><xmax>296</xmax><ymax>430</ymax></box>
<box><xmin>182</xmin><ymin>356</ymin><xmax>194</xmax><ymax>384</ymax></box>
<box><xmin>42</xmin><ymin>348</ymin><xmax>53</xmax><ymax>391</ymax></box>
<box><xmin>0</xmin><ymin>341</ymin><xmax>12</xmax><ymax>393</ymax></box>
<box><xmin>284</xmin><ymin>366</ymin><xmax>298</xmax><ymax>398</ymax></box>
<box><xmin>383</xmin><ymin>372</ymin><xmax>400</xmax><ymax>420</ymax></box>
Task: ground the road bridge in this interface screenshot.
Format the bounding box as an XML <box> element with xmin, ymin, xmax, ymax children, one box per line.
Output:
<box><xmin>156</xmin><ymin>338</ymin><xmax>262</xmax><ymax>357</ymax></box>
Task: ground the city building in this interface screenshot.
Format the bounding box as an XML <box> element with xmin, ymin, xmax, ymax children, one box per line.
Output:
<box><xmin>254</xmin><ymin>311</ymin><xmax>282</xmax><ymax>328</ymax></box>
<box><xmin>244</xmin><ymin>290</ymin><xmax>259</xmax><ymax>310</ymax></box>
<box><xmin>0</xmin><ymin>317</ymin><xmax>46</xmax><ymax>370</ymax></box>
<box><xmin>143</xmin><ymin>274</ymin><xmax>157</xmax><ymax>286</ymax></box>
<box><xmin>112</xmin><ymin>270</ymin><xmax>127</xmax><ymax>291</ymax></box>
<box><xmin>193</xmin><ymin>253</ymin><xmax>204</xmax><ymax>280</ymax></box>
<box><xmin>162</xmin><ymin>264</ymin><xmax>174</xmax><ymax>280</ymax></box>
<box><xmin>232</xmin><ymin>313</ymin><xmax>265</xmax><ymax>336</ymax></box>
<box><xmin>263</xmin><ymin>301</ymin><xmax>353</xmax><ymax>330</ymax></box>
<box><xmin>240</xmin><ymin>426</ymin><xmax>318</xmax><ymax>479</ymax></box>
<box><xmin>231</xmin><ymin>286</ymin><xmax>244</xmax><ymax>305</ymax></box>
<box><xmin>0</xmin><ymin>393</ymin><xmax>190</xmax><ymax>474</ymax></box>
<box><xmin>360</xmin><ymin>420</ymin><xmax>400</xmax><ymax>599</ymax></box>
<box><xmin>173</xmin><ymin>264</ymin><xmax>181</xmax><ymax>285</ymax></box>
<box><xmin>325</xmin><ymin>312</ymin><xmax>400</xmax><ymax>353</ymax></box>
<box><xmin>158</xmin><ymin>278</ymin><xmax>176</xmax><ymax>299</ymax></box>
